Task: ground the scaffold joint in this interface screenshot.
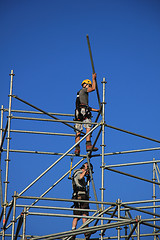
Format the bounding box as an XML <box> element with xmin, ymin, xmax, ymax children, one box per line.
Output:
<box><xmin>5</xmin><ymin>158</ymin><xmax>11</xmax><ymax>162</ymax></box>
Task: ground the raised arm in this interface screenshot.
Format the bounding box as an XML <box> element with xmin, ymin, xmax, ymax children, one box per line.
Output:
<box><xmin>87</xmin><ymin>73</ymin><xmax>97</xmax><ymax>92</ymax></box>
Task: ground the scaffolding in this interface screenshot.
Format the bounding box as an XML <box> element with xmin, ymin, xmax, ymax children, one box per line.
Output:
<box><xmin>0</xmin><ymin>69</ymin><xmax>160</xmax><ymax>240</ymax></box>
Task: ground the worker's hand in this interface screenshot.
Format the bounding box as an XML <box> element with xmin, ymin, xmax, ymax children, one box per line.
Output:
<box><xmin>85</xmin><ymin>166</ymin><xmax>89</xmax><ymax>175</ymax></box>
<box><xmin>92</xmin><ymin>73</ymin><xmax>97</xmax><ymax>79</ymax></box>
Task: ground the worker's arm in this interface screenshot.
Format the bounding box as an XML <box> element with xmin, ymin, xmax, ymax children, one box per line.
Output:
<box><xmin>80</xmin><ymin>170</ymin><xmax>87</xmax><ymax>179</ymax></box>
<box><xmin>90</xmin><ymin>107</ymin><xmax>99</xmax><ymax>112</ymax></box>
<box><xmin>87</xmin><ymin>73</ymin><xmax>97</xmax><ymax>92</ymax></box>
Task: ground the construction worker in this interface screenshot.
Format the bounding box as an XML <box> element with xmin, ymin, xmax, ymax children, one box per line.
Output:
<box><xmin>71</xmin><ymin>162</ymin><xmax>93</xmax><ymax>240</ymax></box>
<box><xmin>74</xmin><ymin>73</ymin><xmax>99</xmax><ymax>156</ymax></box>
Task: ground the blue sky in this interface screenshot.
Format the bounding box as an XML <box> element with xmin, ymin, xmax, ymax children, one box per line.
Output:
<box><xmin>1</xmin><ymin>0</ymin><xmax>160</xmax><ymax>239</ymax></box>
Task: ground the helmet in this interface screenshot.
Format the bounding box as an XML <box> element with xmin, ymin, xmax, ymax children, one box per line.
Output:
<box><xmin>81</xmin><ymin>79</ymin><xmax>92</xmax><ymax>86</ymax></box>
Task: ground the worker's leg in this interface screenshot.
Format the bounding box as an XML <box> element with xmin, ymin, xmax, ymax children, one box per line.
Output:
<box><xmin>75</xmin><ymin>132</ymin><xmax>81</xmax><ymax>155</ymax></box>
<box><xmin>72</xmin><ymin>217</ymin><xmax>78</xmax><ymax>229</ymax></box>
<box><xmin>82</xmin><ymin>214</ymin><xmax>88</xmax><ymax>225</ymax></box>
<box><xmin>86</xmin><ymin>128</ymin><xmax>98</xmax><ymax>152</ymax></box>
<box><xmin>75</xmin><ymin>132</ymin><xmax>81</xmax><ymax>143</ymax></box>
<box><xmin>86</xmin><ymin>128</ymin><xmax>91</xmax><ymax>142</ymax></box>
<box><xmin>82</xmin><ymin>214</ymin><xmax>90</xmax><ymax>240</ymax></box>
<box><xmin>74</xmin><ymin>119</ymin><xmax>83</xmax><ymax>156</ymax></box>
<box><xmin>71</xmin><ymin>217</ymin><xmax>79</xmax><ymax>240</ymax></box>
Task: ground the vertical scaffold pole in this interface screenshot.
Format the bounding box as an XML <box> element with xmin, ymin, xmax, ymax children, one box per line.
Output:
<box><xmin>117</xmin><ymin>199</ymin><xmax>121</xmax><ymax>240</ymax></box>
<box><xmin>153</xmin><ymin>158</ymin><xmax>156</xmax><ymax>240</ymax></box>
<box><xmin>22</xmin><ymin>207</ymin><xmax>27</xmax><ymax>240</ymax></box>
<box><xmin>0</xmin><ymin>105</ymin><xmax>4</xmax><ymax>206</ymax></box>
<box><xmin>100</xmin><ymin>78</ymin><xmax>106</xmax><ymax>240</ymax></box>
<box><xmin>11</xmin><ymin>191</ymin><xmax>17</xmax><ymax>240</ymax></box>
<box><xmin>136</xmin><ymin>215</ymin><xmax>141</xmax><ymax>240</ymax></box>
<box><xmin>3</xmin><ymin>70</ymin><xmax>14</xmax><ymax>240</ymax></box>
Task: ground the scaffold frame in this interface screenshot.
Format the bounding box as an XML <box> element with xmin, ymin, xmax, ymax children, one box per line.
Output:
<box><xmin>0</xmin><ymin>70</ymin><xmax>160</xmax><ymax>240</ymax></box>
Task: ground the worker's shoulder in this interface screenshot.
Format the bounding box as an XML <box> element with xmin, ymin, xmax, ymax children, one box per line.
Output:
<box><xmin>73</xmin><ymin>169</ymin><xmax>82</xmax><ymax>177</ymax></box>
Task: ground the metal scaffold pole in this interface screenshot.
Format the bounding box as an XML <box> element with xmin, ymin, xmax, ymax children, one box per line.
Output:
<box><xmin>153</xmin><ymin>158</ymin><xmax>156</xmax><ymax>240</ymax></box>
<box><xmin>2</xmin><ymin>70</ymin><xmax>14</xmax><ymax>240</ymax></box>
<box><xmin>11</xmin><ymin>191</ymin><xmax>17</xmax><ymax>240</ymax></box>
<box><xmin>0</xmin><ymin>105</ymin><xmax>4</xmax><ymax>206</ymax></box>
<box><xmin>100</xmin><ymin>78</ymin><xmax>106</xmax><ymax>240</ymax></box>
<box><xmin>1</xmin><ymin>69</ymin><xmax>160</xmax><ymax>239</ymax></box>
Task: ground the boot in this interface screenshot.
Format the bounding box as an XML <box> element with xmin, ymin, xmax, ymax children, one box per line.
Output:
<box><xmin>74</xmin><ymin>145</ymin><xmax>80</xmax><ymax>156</ymax></box>
<box><xmin>86</xmin><ymin>141</ymin><xmax>98</xmax><ymax>152</ymax></box>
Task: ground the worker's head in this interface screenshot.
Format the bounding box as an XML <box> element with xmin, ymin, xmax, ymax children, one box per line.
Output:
<box><xmin>81</xmin><ymin>79</ymin><xmax>92</xmax><ymax>88</ymax></box>
<box><xmin>81</xmin><ymin>162</ymin><xmax>94</xmax><ymax>173</ymax></box>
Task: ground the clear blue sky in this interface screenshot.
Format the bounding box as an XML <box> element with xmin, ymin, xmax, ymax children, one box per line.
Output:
<box><xmin>0</xmin><ymin>0</ymin><xmax>160</xmax><ymax>238</ymax></box>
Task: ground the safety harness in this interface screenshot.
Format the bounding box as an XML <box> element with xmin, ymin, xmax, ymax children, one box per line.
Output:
<box><xmin>72</xmin><ymin>169</ymin><xmax>86</xmax><ymax>195</ymax></box>
<box><xmin>74</xmin><ymin>90</ymin><xmax>92</xmax><ymax>121</ymax></box>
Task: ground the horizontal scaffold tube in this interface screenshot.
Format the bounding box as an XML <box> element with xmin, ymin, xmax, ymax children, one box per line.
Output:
<box><xmin>122</xmin><ymin>204</ymin><xmax>160</xmax><ymax>218</ymax></box>
<box><xmin>17</xmin><ymin>195</ymin><xmax>116</xmax><ymax>206</ymax></box>
<box><xmin>105</xmin><ymin>167</ymin><xmax>160</xmax><ymax>186</ymax></box>
<box><xmin>2</xmin><ymin>108</ymin><xmax>74</xmax><ymax>117</ymax></box>
<box><xmin>105</xmin><ymin>159</ymin><xmax>160</xmax><ymax>168</ymax></box>
<box><xmin>11</xmin><ymin>95</ymin><xmax>86</xmax><ymax>135</ymax></box>
<box><xmin>9</xmin><ymin>129</ymin><xmax>75</xmax><ymax>137</ymax></box>
<box><xmin>11</xmin><ymin>116</ymin><xmax>98</xmax><ymax>125</ymax></box>
<box><xmin>16</xmin><ymin>204</ymin><xmax>97</xmax><ymax>213</ymax></box>
<box><xmin>106</xmin><ymin>124</ymin><xmax>160</xmax><ymax>144</ymax></box>
<box><xmin>18</xmin><ymin>123</ymin><xmax>100</xmax><ymax>197</ymax></box>
<box><xmin>2</xmin><ymin>149</ymin><xmax>87</xmax><ymax>157</ymax></box>
<box><xmin>30</xmin><ymin>219</ymin><xmax>137</xmax><ymax>240</ymax></box>
<box><xmin>28</xmin><ymin>211</ymin><xmax>124</xmax><ymax>221</ymax></box>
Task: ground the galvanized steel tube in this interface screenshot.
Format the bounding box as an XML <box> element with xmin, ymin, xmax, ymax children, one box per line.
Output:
<box><xmin>3</xmin><ymin>70</ymin><xmax>14</xmax><ymax>240</ymax></box>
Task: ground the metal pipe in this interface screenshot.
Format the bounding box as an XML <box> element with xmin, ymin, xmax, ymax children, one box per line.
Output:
<box><xmin>11</xmin><ymin>115</ymin><xmax>98</xmax><ymax>125</ymax></box>
<box><xmin>92</xmin><ymin>146</ymin><xmax>160</xmax><ymax>157</ymax></box>
<box><xmin>86</xmin><ymin>155</ymin><xmax>99</xmax><ymax>210</ymax></box>
<box><xmin>27</xmin><ymin>157</ymin><xmax>86</xmax><ymax>208</ymax></box>
<box><xmin>3</xmin><ymin>70</ymin><xmax>14</xmax><ymax>240</ymax></box>
<box><xmin>102</xmin><ymin>205</ymin><xmax>118</xmax><ymax>236</ymax></box>
<box><xmin>105</xmin><ymin>167</ymin><xmax>160</xmax><ymax>186</ymax></box>
<box><xmin>11</xmin><ymin>95</ymin><xmax>87</xmax><ymax>135</ymax></box>
<box><xmin>136</xmin><ymin>216</ymin><xmax>141</xmax><ymax>240</ymax></box>
<box><xmin>3</xmin><ymin>232</ymin><xmax>160</xmax><ymax>239</ymax></box>
<box><xmin>106</xmin><ymin>124</ymin><xmax>160</xmax><ymax>144</ymax></box>
<box><xmin>2</xmin><ymin>148</ymin><xmax>87</xmax><ymax>157</ymax></box>
<box><xmin>16</xmin><ymin>204</ymin><xmax>97</xmax><ymax>213</ymax></box>
<box><xmin>120</xmin><ymin>204</ymin><xmax>160</xmax><ymax>211</ymax></box>
<box><xmin>125</xmin><ymin>223</ymin><xmax>137</xmax><ymax>240</ymax></box>
<box><xmin>153</xmin><ymin>158</ymin><xmax>156</xmax><ymax>240</ymax></box>
<box><xmin>122</xmin><ymin>204</ymin><xmax>160</xmax><ymax>218</ymax></box>
<box><xmin>30</xmin><ymin>219</ymin><xmax>136</xmax><ymax>240</ymax></box>
<box><xmin>22</xmin><ymin>207</ymin><xmax>27</xmax><ymax>240</ymax></box>
<box><xmin>8</xmin><ymin>109</ymin><xmax>74</xmax><ymax>116</ymax></box>
<box><xmin>16</xmin><ymin>195</ymin><xmax>117</xmax><ymax>205</ymax></box>
<box><xmin>155</xmin><ymin>165</ymin><xmax>160</xmax><ymax>186</ymax></box>
<box><xmin>123</xmin><ymin>198</ymin><xmax>160</xmax><ymax>206</ymax></box>
<box><xmin>117</xmin><ymin>199</ymin><xmax>121</xmax><ymax>240</ymax></box>
<box><xmin>141</xmin><ymin>219</ymin><xmax>160</xmax><ymax>229</ymax></box>
<box><xmin>105</xmin><ymin>159</ymin><xmax>160</xmax><ymax>168</ymax></box>
<box><xmin>0</xmin><ymin>105</ymin><xmax>4</xmax><ymax>206</ymax></box>
<box><xmin>28</xmin><ymin>211</ymin><xmax>123</xmax><ymax>221</ymax></box>
<box><xmin>86</xmin><ymin>35</ymin><xmax>101</xmax><ymax>110</ymax></box>
<box><xmin>0</xmin><ymin>105</ymin><xmax>4</xmax><ymax>144</ymax></box>
<box><xmin>11</xmin><ymin>191</ymin><xmax>17</xmax><ymax>240</ymax></box>
<box><xmin>101</xmin><ymin>78</ymin><xmax>106</xmax><ymax>240</ymax></box>
<box><xmin>9</xmin><ymin>129</ymin><xmax>75</xmax><ymax>137</ymax></box>
<box><xmin>18</xmin><ymin>123</ymin><xmax>100</xmax><ymax>197</ymax></box>
<box><xmin>89</xmin><ymin>126</ymin><xmax>102</xmax><ymax>156</ymax></box>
